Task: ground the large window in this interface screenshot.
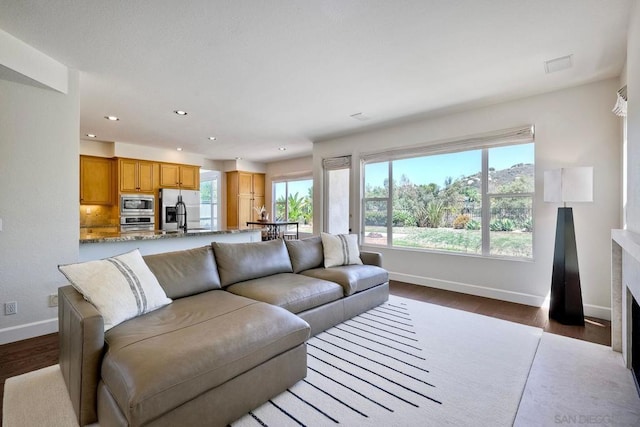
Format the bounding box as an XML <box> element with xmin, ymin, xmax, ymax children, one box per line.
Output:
<box><xmin>273</xmin><ymin>178</ymin><xmax>313</xmax><ymax>234</ymax></box>
<box><xmin>362</xmin><ymin>131</ymin><xmax>534</xmax><ymax>259</ymax></box>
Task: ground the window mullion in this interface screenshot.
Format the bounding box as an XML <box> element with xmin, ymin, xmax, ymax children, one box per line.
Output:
<box><xmin>481</xmin><ymin>149</ymin><xmax>490</xmax><ymax>255</ymax></box>
<box><xmin>487</xmin><ymin>192</ymin><xmax>534</xmax><ymax>198</ymax></box>
<box><xmin>387</xmin><ymin>161</ymin><xmax>393</xmax><ymax>247</ymax></box>
<box><xmin>285</xmin><ymin>182</ymin><xmax>289</xmax><ymax>221</ymax></box>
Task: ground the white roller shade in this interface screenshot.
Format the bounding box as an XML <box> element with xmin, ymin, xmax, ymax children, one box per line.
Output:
<box><xmin>361</xmin><ymin>125</ymin><xmax>534</xmax><ymax>164</ymax></box>
<box><xmin>323</xmin><ymin>156</ymin><xmax>352</xmax><ymax>170</ymax></box>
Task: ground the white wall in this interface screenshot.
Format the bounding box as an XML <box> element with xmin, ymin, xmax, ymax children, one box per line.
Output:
<box><xmin>79</xmin><ymin>140</ymin><xmax>208</xmax><ymax>166</ymax></box>
<box><xmin>314</xmin><ymin>79</ymin><xmax>621</xmax><ymax>319</ymax></box>
<box><xmin>79</xmin><ymin>139</ymin><xmax>115</xmax><ymax>157</ymax></box>
<box><xmin>627</xmin><ymin>2</ymin><xmax>640</xmax><ymax>232</ymax></box>
<box><xmin>0</xmin><ymin>71</ymin><xmax>80</xmax><ymax>344</ymax></box>
<box><xmin>0</xmin><ymin>27</ymin><xmax>68</xmax><ymax>93</ymax></box>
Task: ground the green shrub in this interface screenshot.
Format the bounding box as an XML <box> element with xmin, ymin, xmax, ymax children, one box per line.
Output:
<box><xmin>490</xmin><ymin>218</ymin><xmax>515</xmax><ymax>232</ymax></box>
<box><xmin>364</xmin><ymin>211</ymin><xmax>387</xmax><ymax>226</ymax></box>
<box><xmin>520</xmin><ymin>218</ymin><xmax>533</xmax><ymax>232</ymax></box>
<box><xmin>415</xmin><ymin>207</ymin><xmax>429</xmax><ymax>227</ymax></box>
<box><xmin>392</xmin><ymin>211</ymin><xmax>416</xmax><ymax>227</ymax></box>
<box><xmin>466</xmin><ymin>219</ymin><xmax>481</xmax><ymax>230</ymax></box>
<box><xmin>425</xmin><ymin>201</ymin><xmax>445</xmax><ymax>228</ymax></box>
<box><xmin>452</xmin><ymin>214</ymin><xmax>471</xmax><ymax>229</ymax></box>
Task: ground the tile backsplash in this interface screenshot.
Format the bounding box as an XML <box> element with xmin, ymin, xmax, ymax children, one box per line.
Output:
<box><xmin>80</xmin><ymin>205</ymin><xmax>118</xmax><ymax>227</ymax></box>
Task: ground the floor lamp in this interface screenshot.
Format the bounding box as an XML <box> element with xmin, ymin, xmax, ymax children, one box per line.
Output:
<box><xmin>543</xmin><ymin>167</ymin><xmax>593</xmax><ymax>326</ymax></box>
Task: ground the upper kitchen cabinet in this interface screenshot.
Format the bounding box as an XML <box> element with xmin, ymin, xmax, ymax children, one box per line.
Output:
<box><xmin>80</xmin><ymin>155</ymin><xmax>115</xmax><ymax>205</ymax></box>
<box><xmin>119</xmin><ymin>158</ymin><xmax>155</xmax><ymax>193</ymax></box>
<box><xmin>159</xmin><ymin>163</ymin><xmax>200</xmax><ymax>190</ymax></box>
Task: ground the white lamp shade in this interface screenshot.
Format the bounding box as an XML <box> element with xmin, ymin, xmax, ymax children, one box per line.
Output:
<box><xmin>544</xmin><ymin>167</ymin><xmax>593</xmax><ymax>203</ymax></box>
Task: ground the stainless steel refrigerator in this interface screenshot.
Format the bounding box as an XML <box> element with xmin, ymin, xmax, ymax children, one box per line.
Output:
<box><xmin>159</xmin><ymin>188</ymin><xmax>201</xmax><ymax>231</ymax></box>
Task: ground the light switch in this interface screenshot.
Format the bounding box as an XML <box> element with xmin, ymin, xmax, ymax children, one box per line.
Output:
<box><xmin>0</xmin><ymin>218</ymin><xmax>3</xmax><ymax>231</ymax></box>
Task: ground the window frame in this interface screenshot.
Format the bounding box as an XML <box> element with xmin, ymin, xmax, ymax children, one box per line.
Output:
<box><xmin>271</xmin><ymin>175</ymin><xmax>314</xmax><ymax>233</ymax></box>
<box><xmin>361</xmin><ymin>127</ymin><xmax>535</xmax><ymax>260</ymax></box>
<box><xmin>199</xmin><ymin>170</ymin><xmax>220</xmax><ymax>230</ymax></box>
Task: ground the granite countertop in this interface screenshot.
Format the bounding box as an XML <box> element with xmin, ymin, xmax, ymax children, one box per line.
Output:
<box><xmin>80</xmin><ymin>228</ymin><xmax>257</xmax><ymax>244</ymax></box>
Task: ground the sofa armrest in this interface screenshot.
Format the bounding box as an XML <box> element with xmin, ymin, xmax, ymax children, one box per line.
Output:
<box><xmin>360</xmin><ymin>251</ymin><xmax>382</xmax><ymax>267</ymax></box>
<box><xmin>58</xmin><ymin>285</ymin><xmax>105</xmax><ymax>426</ymax></box>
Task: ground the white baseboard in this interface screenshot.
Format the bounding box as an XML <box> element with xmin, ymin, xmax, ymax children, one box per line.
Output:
<box><xmin>389</xmin><ymin>272</ymin><xmax>612</xmax><ymax>321</ymax></box>
<box><xmin>583</xmin><ymin>304</ymin><xmax>612</xmax><ymax>321</ymax></box>
<box><xmin>0</xmin><ymin>318</ymin><xmax>58</xmax><ymax>345</ymax></box>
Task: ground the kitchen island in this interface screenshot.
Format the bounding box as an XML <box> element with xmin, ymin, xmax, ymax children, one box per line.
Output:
<box><xmin>79</xmin><ymin>228</ymin><xmax>260</xmax><ymax>262</ymax></box>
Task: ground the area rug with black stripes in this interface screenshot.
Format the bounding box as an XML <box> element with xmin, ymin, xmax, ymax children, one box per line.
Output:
<box><xmin>232</xmin><ymin>295</ymin><xmax>542</xmax><ymax>426</ymax></box>
<box><xmin>2</xmin><ymin>296</ymin><xmax>542</xmax><ymax>427</ymax></box>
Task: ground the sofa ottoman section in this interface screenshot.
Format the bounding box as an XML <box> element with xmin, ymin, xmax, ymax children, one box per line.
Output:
<box><xmin>100</xmin><ymin>291</ymin><xmax>310</xmax><ymax>426</ymax></box>
<box><xmin>226</xmin><ymin>273</ymin><xmax>344</xmax><ymax>314</ymax></box>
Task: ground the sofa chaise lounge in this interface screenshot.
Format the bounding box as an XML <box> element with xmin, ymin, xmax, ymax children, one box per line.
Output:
<box><xmin>58</xmin><ymin>236</ymin><xmax>389</xmax><ymax>426</ymax></box>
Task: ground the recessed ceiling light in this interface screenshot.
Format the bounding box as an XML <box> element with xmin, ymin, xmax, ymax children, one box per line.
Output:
<box><xmin>235</xmin><ymin>157</ymin><xmax>242</xmax><ymax>160</ymax></box>
<box><xmin>177</xmin><ymin>147</ymin><xmax>183</xmax><ymax>151</ymax></box>
<box><xmin>86</xmin><ymin>133</ymin><xmax>97</xmax><ymax>138</ymax></box>
<box><xmin>104</xmin><ymin>115</ymin><xmax>119</xmax><ymax>121</ymax></box>
<box><xmin>278</xmin><ymin>147</ymin><xmax>287</xmax><ymax>151</ymax></box>
<box><xmin>208</xmin><ymin>136</ymin><xmax>217</xmax><ymax>141</ymax></box>
<box><xmin>174</xmin><ymin>110</ymin><xmax>188</xmax><ymax>116</ymax></box>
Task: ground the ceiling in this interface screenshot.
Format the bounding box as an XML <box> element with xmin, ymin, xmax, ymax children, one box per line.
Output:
<box><xmin>0</xmin><ymin>0</ymin><xmax>632</xmax><ymax>162</ymax></box>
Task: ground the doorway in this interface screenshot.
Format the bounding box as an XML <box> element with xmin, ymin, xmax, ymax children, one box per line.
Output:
<box><xmin>323</xmin><ymin>156</ymin><xmax>351</xmax><ymax>234</ymax></box>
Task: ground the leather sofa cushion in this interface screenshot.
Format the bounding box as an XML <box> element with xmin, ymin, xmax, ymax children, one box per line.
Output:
<box><xmin>226</xmin><ymin>273</ymin><xmax>343</xmax><ymax>314</ymax></box>
<box><xmin>143</xmin><ymin>246</ymin><xmax>221</xmax><ymax>299</ymax></box>
<box><xmin>213</xmin><ymin>239</ymin><xmax>293</xmax><ymax>287</ymax></box>
<box><xmin>102</xmin><ymin>290</ymin><xmax>309</xmax><ymax>426</ymax></box>
<box><xmin>285</xmin><ymin>236</ymin><xmax>324</xmax><ymax>273</ymax></box>
<box><xmin>301</xmin><ymin>264</ymin><xmax>389</xmax><ymax>296</ymax></box>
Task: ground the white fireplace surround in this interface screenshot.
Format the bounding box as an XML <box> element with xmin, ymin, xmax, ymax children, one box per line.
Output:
<box><xmin>611</xmin><ymin>229</ymin><xmax>640</xmax><ymax>367</ymax></box>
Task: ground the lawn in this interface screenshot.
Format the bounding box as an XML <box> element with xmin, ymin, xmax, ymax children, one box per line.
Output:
<box><xmin>363</xmin><ymin>226</ymin><xmax>532</xmax><ymax>258</ymax></box>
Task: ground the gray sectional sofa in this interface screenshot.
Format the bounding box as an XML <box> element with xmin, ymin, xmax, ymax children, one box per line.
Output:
<box><xmin>58</xmin><ymin>236</ymin><xmax>389</xmax><ymax>426</ymax></box>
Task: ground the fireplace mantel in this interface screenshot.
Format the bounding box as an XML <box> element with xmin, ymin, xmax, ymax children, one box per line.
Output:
<box><xmin>611</xmin><ymin>229</ymin><xmax>640</xmax><ymax>366</ymax></box>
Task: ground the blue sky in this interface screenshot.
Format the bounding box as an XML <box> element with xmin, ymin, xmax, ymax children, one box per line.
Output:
<box><xmin>365</xmin><ymin>143</ymin><xmax>534</xmax><ymax>188</ymax></box>
<box><xmin>275</xmin><ymin>179</ymin><xmax>313</xmax><ymax>200</ymax></box>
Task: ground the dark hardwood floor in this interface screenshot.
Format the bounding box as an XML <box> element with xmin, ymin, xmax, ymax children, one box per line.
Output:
<box><xmin>389</xmin><ymin>280</ymin><xmax>611</xmax><ymax>346</ymax></box>
<box><xmin>0</xmin><ymin>280</ymin><xmax>611</xmax><ymax>423</ymax></box>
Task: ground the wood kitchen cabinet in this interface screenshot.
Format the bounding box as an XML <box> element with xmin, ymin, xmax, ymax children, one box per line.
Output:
<box><xmin>118</xmin><ymin>158</ymin><xmax>155</xmax><ymax>193</ymax></box>
<box><xmin>159</xmin><ymin>163</ymin><xmax>200</xmax><ymax>190</ymax></box>
<box><xmin>226</xmin><ymin>171</ymin><xmax>265</xmax><ymax>229</ymax></box>
<box><xmin>80</xmin><ymin>155</ymin><xmax>115</xmax><ymax>205</ymax></box>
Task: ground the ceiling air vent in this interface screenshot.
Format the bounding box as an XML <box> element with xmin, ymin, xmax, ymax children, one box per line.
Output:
<box><xmin>544</xmin><ymin>55</ymin><xmax>573</xmax><ymax>74</ymax></box>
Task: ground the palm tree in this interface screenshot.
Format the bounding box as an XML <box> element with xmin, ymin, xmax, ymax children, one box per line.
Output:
<box><xmin>287</xmin><ymin>192</ymin><xmax>307</xmax><ymax>222</ymax></box>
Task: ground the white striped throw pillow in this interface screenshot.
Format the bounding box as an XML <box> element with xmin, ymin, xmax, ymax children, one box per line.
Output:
<box><xmin>59</xmin><ymin>249</ymin><xmax>172</xmax><ymax>331</ymax></box>
<box><xmin>321</xmin><ymin>232</ymin><xmax>363</xmax><ymax>268</ymax></box>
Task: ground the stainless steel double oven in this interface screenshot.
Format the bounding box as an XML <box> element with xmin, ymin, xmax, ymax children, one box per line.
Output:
<box><xmin>120</xmin><ymin>194</ymin><xmax>155</xmax><ymax>232</ymax></box>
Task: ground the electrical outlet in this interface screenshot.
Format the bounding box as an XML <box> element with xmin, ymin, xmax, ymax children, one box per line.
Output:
<box><xmin>5</xmin><ymin>301</ymin><xmax>17</xmax><ymax>315</ymax></box>
<box><xmin>48</xmin><ymin>294</ymin><xmax>58</xmax><ymax>307</ymax></box>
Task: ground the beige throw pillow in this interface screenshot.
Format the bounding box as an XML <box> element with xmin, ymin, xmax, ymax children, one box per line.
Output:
<box><xmin>58</xmin><ymin>249</ymin><xmax>172</xmax><ymax>331</ymax></box>
<box><xmin>321</xmin><ymin>232</ymin><xmax>363</xmax><ymax>268</ymax></box>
